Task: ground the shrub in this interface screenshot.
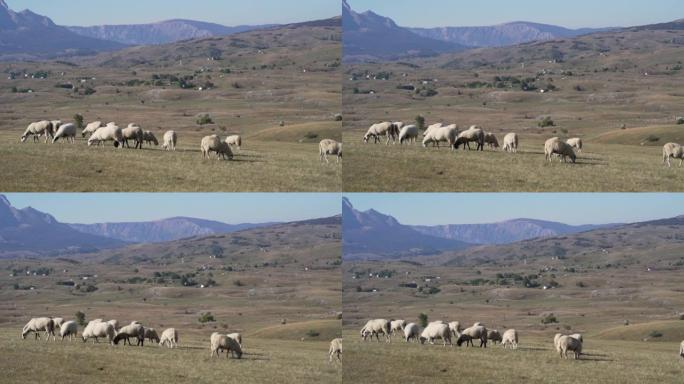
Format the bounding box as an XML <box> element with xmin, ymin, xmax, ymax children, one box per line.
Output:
<box><xmin>233</xmin><ymin>280</ymin><xmax>244</xmax><ymax>287</ymax></box>
<box><xmin>538</xmin><ymin>116</ymin><xmax>555</xmax><ymax>128</ymax></box>
<box><xmin>645</xmin><ymin>135</ymin><xmax>660</xmax><ymax>143</ymax></box>
<box><xmin>196</xmin><ymin>114</ymin><xmax>214</xmax><ymax>125</ymax></box>
<box><xmin>415</xmin><ymin>115</ymin><xmax>426</xmax><ymax>131</ymax></box>
<box><xmin>75</xmin><ymin>311</ymin><xmax>86</xmax><ymax>326</ymax></box>
<box><xmin>198</xmin><ymin>312</ymin><xmax>216</xmax><ymax>323</ymax></box>
<box><xmin>426</xmin><ymin>286</ymin><xmax>441</xmax><ymax>295</ymax></box>
<box><xmin>576</xmin><ymin>281</ymin><xmax>586</xmax><ymax>288</ymax></box>
<box><xmin>676</xmin><ymin>117</ymin><xmax>684</xmax><ymax>125</ymax></box>
<box><xmin>541</xmin><ymin>313</ymin><xmax>558</xmax><ymax>324</ymax></box>
<box><xmin>73</xmin><ymin>114</ymin><xmax>84</xmax><ymax>129</ymax></box>
<box><xmin>648</xmin><ymin>330</ymin><xmax>663</xmax><ymax>338</ymax></box>
<box><xmin>306</xmin><ymin>330</ymin><xmax>320</xmax><ymax>337</ymax></box>
<box><xmin>418</xmin><ymin>313</ymin><xmax>428</xmax><ymax>328</ymax></box>
<box><xmin>678</xmin><ymin>313</ymin><xmax>684</xmax><ymax>320</ymax></box>
<box><xmin>304</xmin><ymin>132</ymin><xmax>318</xmax><ymax>139</ymax></box>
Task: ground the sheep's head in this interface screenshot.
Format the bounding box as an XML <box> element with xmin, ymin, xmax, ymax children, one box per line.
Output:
<box><xmin>113</xmin><ymin>141</ymin><xmax>120</xmax><ymax>148</ymax></box>
<box><xmin>21</xmin><ymin>330</ymin><xmax>28</xmax><ymax>339</ymax></box>
<box><xmin>20</xmin><ymin>135</ymin><xmax>27</xmax><ymax>143</ymax></box>
<box><xmin>419</xmin><ymin>336</ymin><xmax>427</xmax><ymax>345</ymax></box>
<box><xmin>363</xmin><ymin>134</ymin><xmax>369</xmax><ymax>143</ymax></box>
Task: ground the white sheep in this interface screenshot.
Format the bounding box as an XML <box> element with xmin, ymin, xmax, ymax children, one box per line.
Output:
<box><xmin>484</xmin><ymin>132</ymin><xmax>499</xmax><ymax>149</ymax></box>
<box><xmin>59</xmin><ymin>321</ymin><xmax>78</xmax><ymax>341</ymax></box>
<box><xmin>122</xmin><ymin>124</ymin><xmax>144</xmax><ymax>149</ymax></box>
<box><xmin>553</xmin><ymin>333</ymin><xmax>564</xmax><ymax>352</ymax></box>
<box><xmin>107</xmin><ymin>319</ymin><xmax>119</xmax><ymax>331</ymax></box>
<box><xmin>448</xmin><ymin>321</ymin><xmax>462</xmax><ymax>336</ymax></box>
<box><xmin>680</xmin><ymin>340</ymin><xmax>684</xmax><ymax>359</ymax></box>
<box><xmin>21</xmin><ymin>121</ymin><xmax>54</xmax><ymax>143</ymax></box>
<box><xmin>566</xmin><ymin>138</ymin><xmax>583</xmax><ymax>152</ymax></box>
<box><xmin>403</xmin><ymin>323</ymin><xmax>420</xmax><ymax>343</ymax></box>
<box><xmin>390</xmin><ymin>320</ymin><xmax>407</xmax><ymax>336</ymax></box>
<box><xmin>569</xmin><ymin>333</ymin><xmax>583</xmax><ymax>343</ymax></box>
<box><xmin>364</xmin><ymin>122</ymin><xmax>397</xmax><ymax>145</ymax></box>
<box><xmin>82</xmin><ymin>321</ymin><xmax>115</xmax><ymax>344</ymax></box>
<box><xmin>201</xmin><ymin>135</ymin><xmax>233</xmax><ymax>160</ymax></box>
<box><xmin>88</xmin><ymin>124</ymin><xmax>124</xmax><ymax>147</ymax></box>
<box><xmin>501</xmin><ymin>329</ymin><xmax>518</xmax><ymax>349</ymax></box>
<box><xmin>52</xmin><ymin>317</ymin><xmax>64</xmax><ymax>329</ymax></box>
<box><xmin>663</xmin><ymin>142</ymin><xmax>683</xmax><ymax>167</ymax></box>
<box><xmin>225</xmin><ymin>135</ymin><xmax>242</xmax><ymax>150</ymax></box>
<box><xmin>22</xmin><ymin>317</ymin><xmax>55</xmax><ymax>341</ymax></box>
<box><xmin>419</xmin><ymin>322</ymin><xmax>451</xmax><ymax>346</ymax></box>
<box><xmin>52</xmin><ymin>123</ymin><xmax>77</xmax><ymax>143</ymax></box>
<box><xmin>544</xmin><ymin>137</ymin><xmax>576</xmax><ymax>163</ymax></box>
<box><xmin>227</xmin><ymin>332</ymin><xmax>242</xmax><ymax>346</ymax></box>
<box><xmin>455</xmin><ymin>126</ymin><xmax>485</xmax><ymax>151</ymax></box>
<box><xmin>502</xmin><ymin>133</ymin><xmax>519</xmax><ymax>152</ymax></box>
<box><xmin>162</xmin><ymin>130</ymin><xmax>177</xmax><ymax>151</ymax></box>
<box><xmin>210</xmin><ymin>332</ymin><xmax>242</xmax><ymax>359</ymax></box>
<box><xmin>399</xmin><ymin>125</ymin><xmax>419</xmax><ymax>144</ymax></box>
<box><xmin>159</xmin><ymin>328</ymin><xmax>179</xmax><ymax>348</ymax></box>
<box><xmin>319</xmin><ymin>139</ymin><xmax>342</xmax><ymax>163</ymax></box>
<box><xmin>456</xmin><ymin>325</ymin><xmax>488</xmax><ymax>348</ymax></box>
<box><xmin>360</xmin><ymin>319</ymin><xmax>391</xmax><ymax>343</ymax></box>
<box><xmin>487</xmin><ymin>329</ymin><xmax>502</xmax><ymax>344</ymax></box>
<box><xmin>144</xmin><ymin>328</ymin><xmax>160</xmax><ymax>343</ymax></box>
<box><xmin>143</xmin><ymin>130</ymin><xmax>159</xmax><ymax>146</ymax></box>
<box><xmin>329</xmin><ymin>338</ymin><xmax>342</xmax><ymax>363</ymax></box>
<box><xmin>113</xmin><ymin>323</ymin><xmax>145</xmax><ymax>346</ymax></box>
<box><xmin>558</xmin><ymin>335</ymin><xmax>582</xmax><ymax>359</ymax></box>
<box><xmin>82</xmin><ymin>121</ymin><xmax>103</xmax><ymax>137</ymax></box>
<box><xmin>422</xmin><ymin>124</ymin><xmax>458</xmax><ymax>149</ymax></box>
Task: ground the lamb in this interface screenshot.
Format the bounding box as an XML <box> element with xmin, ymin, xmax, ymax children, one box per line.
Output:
<box><xmin>52</xmin><ymin>123</ymin><xmax>77</xmax><ymax>143</ymax></box>
<box><xmin>21</xmin><ymin>121</ymin><xmax>53</xmax><ymax>143</ymax></box>
<box><xmin>88</xmin><ymin>123</ymin><xmax>124</xmax><ymax>148</ymax></box>
<box><xmin>454</xmin><ymin>126</ymin><xmax>485</xmax><ymax>151</ymax></box>
<box><xmin>363</xmin><ymin>122</ymin><xmax>397</xmax><ymax>145</ymax></box>
<box><xmin>319</xmin><ymin>139</ymin><xmax>342</xmax><ymax>163</ymax></box>
<box><xmin>422</xmin><ymin>124</ymin><xmax>458</xmax><ymax>149</ymax></box>
<box><xmin>558</xmin><ymin>335</ymin><xmax>582</xmax><ymax>359</ymax></box>
<box><xmin>456</xmin><ymin>325</ymin><xmax>488</xmax><ymax>348</ymax></box>
<box><xmin>82</xmin><ymin>121</ymin><xmax>103</xmax><ymax>137</ymax></box>
<box><xmin>122</xmin><ymin>124</ymin><xmax>144</xmax><ymax>149</ymax></box>
<box><xmin>360</xmin><ymin>319</ymin><xmax>391</xmax><ymax>343</ymax></box>
<box><xmin>52</xmin><ymin>317</ymin><xmax>64</xmax><ymax>329</ymax></box>
<box><xmin>59</xmin><ymin>321</ymin><xmax>78</xmax><ymax>341</ymax></box>
<box><xmin>399</xmin><ymin>125</ymin><xmax>419</xmax><ymax>144</ymax></box>
<box><xmin>501</xmin><ymin>329</ymin><xmax>518</xmax><ymax>349</ymax></box>
<box><xmin>21</xmin><ymin>317</ymin><xmax>55</xmax><ymax>341</ymax></box>
<box><xmin>225</xmin><ymin>135</ymin><xmax>242</xmax><ymax>150</ymax></box>
<box><xmin>143</xmin><ymin>130</ymin><xmax>159</xmax><ymax>146</ymax></box>
<box><xmin>680</xmin><ymin>340</ymin><xmax>684</xmax><ymax>359</ymax></box>
<box><xmin>403</xmin><ymin>323</ymin><xmax>420</xmax><ymax>343</ymax></box>
<box><xmin>329</xmin><ymin>338</ymin><xmax>342</xmax><ymax>363</ymax></box>
<box><xmin>210</xmin><ymin>332</ymin><xmax>242</xmax><ymax>359</ymax></box>
<box><xmin>112</xmin><ymin>323</ymin><xmax>145</xmax><ymax>346</ymax></box>
<box><xmin>502</xmin><ymin>133</ymin><xmax>519</xmax><ymax>152</ymax></box>
<box><xmin>390</xmin><ymin>320</ymin><xmax>407</xmax><ymax>335</ymax></box>
<box><xmin>82</xmin><ymin>321</ymin><xmax>115</xmax><ymax>344</ymax></box>
<box><xmin>227</xmin><ymin>332</ymin><xmax>242</xmax><ymax>346</ymax></box>
<box><xmin>566</xmin><ymin>138</ymin><xmax>583</xmax><ymax>152</ymax></box>
<box><xmin>201</xmin><ymin>135</ymin><xmax>233</xmax><ymax>160</ymax></box>
<box><xmin>144</xmin><ymin>328</ymin><xmax>160</xmax><ymax>343</ymax></box>
<box><xmin>544</xmin><ymin>137</ymin><xmax>576</xmax><ymax>163</ymax></box>
<box><xmin>662</xmin><ymin>143</ymin><xmax>683</xmax><ymax>167</ymax></box>
<box><xmin>487</xmin><ymin>329</ymin><xmax>502</xmax><ymax>344</ymax></box>
<box><xmin>419</xmin><ymin>322</ymin><xmax>451</xmax><ymax>346</ymax></box>
<box><xmin>484</xmin><ymin>132</ymin><xmax>499</xmax><ymax>149</ymax></box>
<box><xmin>448</xmin><ymin>321</ymin><xmax>462</xmax><ymax>336</ymax></box>
<box><xmin>162</xmin><ymin>130</ymin><xmax>177</xmax><ymax>151</ymax></box>
<box><xmin>159</xmin><ymin>328</ymin><xmax>179</xmax><ymax>348</ymax></box>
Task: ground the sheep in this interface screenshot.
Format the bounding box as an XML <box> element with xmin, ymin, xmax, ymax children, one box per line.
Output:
<box><xmin>319</xmin><ymin>139</ymin><xmax>342</xmax><ymax>163</ymax></box>
<box><xmin>21</xmin><ymin>121</ymin><xmax>53</xmax><ymax>143</ymax></box>
<box><xmin>143</xmin><ymin>130</ymin><xmax>159</xmax><ymax>146</ymax></box>
<box><xmin>566</xmin><ymin>138</ymin><xmax>583</xmax><ymax>152</ymax></box>
<box><xmin>484</xmin><ymin>132</ymin><xmax>499</xmax><ymax>149</ymax></box>
<box><xmin>52</xmin><ymin>317</ymin><xmax>64</xmax><ymax>329</ymax></box>
<box><xmin>569</xmin><ymin>333</ymin><xmax>583</xmax><ymax>343</ymax></box>
<box><xmin>558</xmin><ymin>335</ymin><xmax>582</xmax><ymax>359</ymax></box>
<box><xmin>454</xmin><ymin>126</ymin><xmax>485</xmax><ymax>151</ymax></box>
<box><xmin>122</xmin><ymin>124</ymin><xmax>144</xmax><ymax>149</ymax></box>
<box><xmin>144</xmin><ymin>328</ymin><xmax>160</xmax><ymax>343</ymax></box>
<box><xmin>112</xmin><ymin>323</ymin><xmax>145</xmax><ymax>346</ymax></box>
<box><xmin>159</xmin><ymin>328</ymin><xmax>179</xmax><ymax>348</ymax></box>
<box><xmin>419</xmin><ymin>322</ymin><xmax>451</xmax><ymax>347</ymax></box>
<box><xmin>162</xmin><ymin>130</ymin><xmax>177</xmax><ymax>151</ymax></box>
<box><xmin>399</xmin><ymin>125</ymin><xmax>419</xmax><ymax>144</ymax></box>
<box><xmin>390</xmin><ymin>320</ymin><xmax>407</xmax><ymax>336</ymax></box>
<box><xmin>201</xmin><ymin>135</ymin><xmax>233</xmax><ymax>160</ymax></box>
<box><xmin>52</xmin><ymin>123</ymin><xmax>77</xmax><ymax>143</ymax></box>
<box><xmin>456</xmin><ymin>325</ymin><xmax>488</xmax><ymax>348</ymax></box>
<box><xmin>423</xmin><ymin>124</ymin><xmax>458</xmax><ymax>149</ymax></box>
<box><xmin>329</xmin><ymin>338</ymin><xmax>342</xmax><ymax>363</ymax></box>
<box><xmin>488</xmin><ymin>329</ymin><xmax>502</xmax><ymax>344</ymax></box>
<box><xmin>82</xmin><ymin>121</ymin><xmax>103</xmax><ymax>137</ymax></box>
<box><xmin>21</xmin><ymin>317</ymin><xmax>55</xmax><ymax>341</ymax></box>
<box><xmin>472</xmin><ymin>322</ymin><xmax>484</xmax><ymax>327</ymax></box>
<box><xmin>360</xmin><ymin>319</ymin><xmax>391</xmax><ymax>343</ymax></box>
<box><xmin>501</xmin><ymin>329</ymin><xmax>518</xmax><ymax>349</ymax></box>
<box><xmin>225</xmin><ymin>135</ymin><xmax>242</xmax><ymax>150</ymax></box>
<box><xmin>59</xmin><ymin>321</ymin><xmax>78</xmax><ymax>341</ymax></box>
<box><xmin>663</xmin><ymin>142</ymin><xmax>683</xmax><ymax>167</ymax></box>
<box><xmin>680</xmin><ymin>340</ymin><xmax>684</xmax><ymax>359</ymax></box>
<box><xmin>448</xmin><ymin>321</ymin><xmax>462</xmax><ymax>337</ymax></box>
<box><xmin>88</xmin><ymin>124</ymin><xmax>124</xmax><ymax>148</ymax></box>
<box><xmin>403</xmin><ymin>323</ymin><xmax>420</xmax><ymax>343</ymax></box>
<box><xmin>82</xmin><ymin>321</ymin><xmax>115</xmax><ymax>345</ymax></box>
<box><xmin>227</xmin><ymin>332</ymin><xmax>242</xmax><ymax>346</ymax></box>
<box><xmin>553</xmin><ymin>333</ymin><xmax>564</xmax><ymax>352</ymax></box>
<box><xmin>544</xmin><ymin>137</ymin><xmax>576</xmax><ymax>163</ymax></box>
<box><xmin>502</xmin><ymin>133</ymin><xmax>519</xmax><ymax>153</ymax></box>
<box><xmin>210</xmin><ymin>332</ymin><xmax>242</xmax><ymax>359</ymax></box>
<box><xmin>107</xmin><ymin>319</ymin><xmax>119</xmax><ymax>331</ymax></box>
<box><xmin>363</xmin><ymin>122</ymin><xmax>397</xmax><ymax>145</ymax></box>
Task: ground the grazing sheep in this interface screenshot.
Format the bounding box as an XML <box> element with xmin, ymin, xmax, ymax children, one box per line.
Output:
<box><xmin>553</xmin><ymin>333</ymin><xmax>564</xmax><ymax>352</ymax></box>
<box><xmin>448</xmin><ymin>321</ymin><xmax>462</xmax><ymax>336</ymax></box>
<box><xmin>472</xmin><ymin>322</ymin><xmax>484</xmax><ymax>327</ymax></box>
<box><xmin>107</xmin><ymin>320</ymin><xmax>119</xmax><ymax>331</ymax></box>
<box><xmin>201</xmin><ymin>135</ymin><xmax>233</xmax><ymax>160</ymax></box>
<box><xmin>423</xmin><ymin>124</ymin><xmax>458</xmax><ymax>149</ymax></box>
<box><xmin>501</xmin><ymin>329</ymin><xmax>518</xmax><ymax>349</ymax></box>
<box><xmin>225</xmin><ymin>135</ymin><xmax>242</xmax><ymax>150</ymax></box>
<box><xmin>227</xmin><ymin>332</ymin><xmax>242</xmax><ymax>346</ymax></box>
<box><xmin>143</xmin><ymin>131</ymin><xmax>158</xmax><ymax>146</ymax></box>
<box><xmin>363</xmin><ymin>122</ymin><xmax>396</xmax><ymax>145</ymax></box>
<box><xmin>390</xmin><ymin>320</ymin><xmax>407</xmax><ymax>336</ymax></box>
<box><xmin>361</xmin><ymin>319</ymin><xmax>391</xmax><ymax>343</ymax></box>
<box><xmin>404</xmin><ymin>323</ymin><xmax>420</xmax><ymax>343</ymax></box>
<box><xmin>319</xmin><ymin>139</ymin><xmax>342</xmax><ymax>163</ymax></box>
<box><xmin>488</xmin><ymin>329</ymin><xmax>502</xmax><ymax>344</ymax></box>
<box><xmin>22</xmin><ymin>317</ymin><xmax>55</xmax><ymax>341</ymax></box>
<box><xmin>144</xmin><ymin>328</ymin><xmax>160</xmax><ymax>343</ymax></box>
<box><xmin>569</xmin><ymin>333</ymin><xmax>583</xmax><ymax>343</ymax></box>
<box><xmin>82</xmin><ymin>121</ymin><xmax>103</xmax><ymax>137</ymax></box>
<box><xmin>566</xmin><ymin>138</ymin><xmax>583</xmax><ymax>152</ymax></box>
<box><xmin>88</xmin><ymin>124</ymin><xmax>124</xmax><ymax>148</ymax></box>
<box><xmin>544</xmin><ymin>137</ymin><xmax>576</xmax><ymax>163</ymax></box>
<box><xmin>59</xmin><ymin>321</ymin><xmax>78</xmax><ymax>341</ymax></box>
<box><xmin>399</xmin><ymin>125</ymin><xmax>419</xmax><ymax>144</ymax></box>
<box><xmin>82</xmin><ymin>321</ymin><xmax>115</xmax><ymax>345</ymax></box>
<box><xmin>122</xmin><ymin>124</ymin><xmax>144</xmax><ymax>149</ymax></box>
<box><xmin>663</xmin><ymin>143</ymin><xmax>683</xmax><ymax>167</ymax></box>
<box><xmin>484</xmin><ymin>132</ymin><xmax>499</xmax><ymax>149</ymax></box>
<box><xmin>162</xmin><ymin>130</ymin><xmax>177</xmax><ymax>151</ymax></box>
<box><xmin>454</xmin><ymin>126</ymin><xmax>485</xmax><ymax>151</ymax></box>
<box><xmin>502</xmin><ymin>133</ymin><xmax>519</xmax><ymax>152</ymax></box>
<box><xmin>329</xmin><ymin>338</ymin><xmax>342</xmax><ymax>363</ymax></box>
<box><xmin>113</xmin><ymin>323</ymin><xmax>145</xmax><ymax>346</ymax></box>
<box><xmin>558</xmin><ymin>335</ymin><xmax>582</xmax><ymax>359</ymax></box>
<box><xmin>159</xmin><ymin>328</ymin><xmax>179</xmax><ymax>348</ymax></box>
<box><xmin>52</xmin><ymin>123</ymin><xmax>77</xmax><ymax>143</ymax></box>
<box><xmin>21</xmin><ymin>121</ymin><xmax>53</xmax><ymax>143</ymax></box>
<box><xmin>680</xmin><ymin>340</ymin><xmax>684</xmax><ymax>359</ymax></box>
<box><xmin>210</xmin><ymin>332</ymin><xmax>242</xmax><ymax>359</ymax></box>
<box><xmin>52</xmin><ymin>318</ymin><xmax>64</xmax><ymax>329</ymax></box>
<box><xmin>419</xmin><ymin>322</ymin><xmax>452</xmax><ymax>347</ymax></box>
<box><xmin>456</xmin><ymin>325</ymin><xmax>488</xmax><ymax>348</ymax></box>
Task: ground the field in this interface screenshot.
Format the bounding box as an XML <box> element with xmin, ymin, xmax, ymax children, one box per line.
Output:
<box><xmin>0</xmin><ymin>23</ymin><xmax>341</xmax><ymax>191</ymax></box>
<box><xmin>342</xmin><ymin>28</ymin><xmax>684</xmax><ymax>191</ymax></box>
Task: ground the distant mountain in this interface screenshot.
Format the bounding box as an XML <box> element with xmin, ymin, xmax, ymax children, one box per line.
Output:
<box><xmin>412</xmin><ymin>218</ymin><xmax>614</xmax><ymax>245</ymax></box>
<box><xmin>0</xmin><ymin>0</ymin><xmax>126</xmax><ymax>60</ymax></box>
<box><xmin>409</xmin><ymin>22</ymin><xmax>614</xmax><ymax>48</ymax></box>
<box><xmin>342</xmin><ymin>0</ymin><xmax>466</xmax><ymax>61</ymax></box>
<box><xmin>0</xmin><ymin>195</ymin><xmax>126</xmax><ymax>257</ymax></box>
<box><xmin>342</xmin><ymin>197</ymin><xmax>471</xmax><ymax>259</ymax></box>
<box><xmin>68</xmin><ymin>217</ymin><xmax>279</xmax><ymax>243</ymax></box>
<box><xmin>68</xmin><ymin>19</ymin><xmax>276</xmax><ymax>46</ymax></box>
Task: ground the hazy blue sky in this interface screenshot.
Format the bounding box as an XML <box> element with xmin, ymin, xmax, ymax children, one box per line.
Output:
<box><xmin>5</xmin><ymin>193</ymin><xmax>340</xmax><ymax>224</ymax></box>
<box><xmin>347</xmin><ymin>0</ymin><xmax>684</xmax><ymax>28</ymax></box>
<box><xmin>346</xmin><ymin>194</ymin><xmax>684</xmax><ymax>225</ymax></box>
<box><xmin>7</xmin><ymin>0</ymin><xmax>339</xmax><ymax>26</ymax></box>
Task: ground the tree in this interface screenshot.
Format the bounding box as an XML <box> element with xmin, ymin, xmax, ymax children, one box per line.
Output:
<box><xmin>73</xmin><ymin>114</ymin><xmax>84</xmax><ymax>129</ymax></box>
<box><xmin>418</xmin><ymin>312</ymin><xmax>428</xmax><ymax>328</ymax></box>
<box><xmin>415</xmin><ymin>115</ymin><xmax>426</xmax><ymax>131</ymax></box>
<box><xmin>75</xmin><ymin>311</ymin><xmax>86</xmax><ymax>326</ymax></box>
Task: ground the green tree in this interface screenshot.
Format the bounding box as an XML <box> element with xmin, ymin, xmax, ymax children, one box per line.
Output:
<box><xmin>418</xmin><ymin>312</ymin><xmax>428</xmax><ymax>328</ymax></box>
<box><xmin>415</xmin><ymin>115</ymin><xmax>426</xmax><ymax>131</ymax></box>
<box><xmin>73</xmin><ymin>113</ymin><xmax>84</xmax><ymax>129</ymax></box>
<box><xmin>75</xmin><ymin>311</ymin><xmax>86</xmax><ymax>326</ymax></box>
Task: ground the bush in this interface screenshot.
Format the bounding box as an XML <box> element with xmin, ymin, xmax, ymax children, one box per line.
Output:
<box><xmin>304</xmin><ymin>132</ymin><xmax>318</xmax><ymax>139</ymax></box>
<box><xmin>676</xmin><ymin>117</ymin><xmax>684</xmax><ymax>125</ymax></box>
<box><xmin>306</xmin><ymin>330</ymin><xmax>320</xmax><ymax>337</ymax></box>
<box><xmin>415</xmin><ymin>115</ymin><xmax>425</xmax><ymax>131</ymax></box>
<box><xmin>426</xmin><ymin>286</ymin><xmax>441</xmax><ymax>295</ymax></box>
<box><xmin>73</xmin><ymin>114</ymin><xmax>84</xmax><ymax>129</ymax></box>
<box><xmin>576</xmin><ymin>281</ymin><xmax>586</xmax><ymax>288</ymax></box>
<box><xmin>541</xmin><ymin>313</ymin><xmax>558</xmax><ymax>324</ymax></box>
<box><xmin>75</xmin><ymin>311</ymin><xmax>86</xmax><ymax>326</ymax></box>
<box><xmin>678</xmin><ymin>313</ymin><xmax>684</xmax><ymax>320</ymax></box>
<box><xmin>198</xmin><ymin>312</ymin><xmax>216</xmax><ymax>323</ymax></box>
<box><xmin>196</xmin><ymin>114</ymin><xmax>214</xmax><ymax>125</ymax></box>
<box><xmin>538</xmin><ymin>116</ymin><xmax>555</xmax><ymax>128</ymax></box>
<box><xmin>418</xmin><ymin>313</ymin><xmax>428</xmax><ymax>328</ymax></box>
<box><xmin>645</xmin><ymin>135</ymin><xmax>660</xmax><ymax>143</ymax></box>
<box><xmin>233</xmin><ymin>280</ymin><xmax>244</xmax><ymax>287</ymax></box>
<box><xmin>648</xmin><ymin>330</ymin><xmax>663</xmax><ymax>338</ymax></box>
